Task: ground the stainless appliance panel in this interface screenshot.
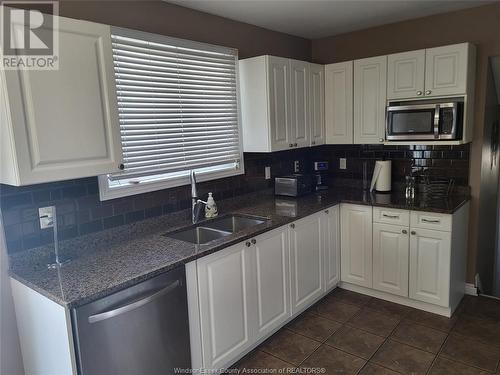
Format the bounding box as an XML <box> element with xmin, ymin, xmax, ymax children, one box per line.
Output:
<box><xmin>72</xmin><ymin>267</ymin><xmax>191</xmax><ymax>375</ymax></box>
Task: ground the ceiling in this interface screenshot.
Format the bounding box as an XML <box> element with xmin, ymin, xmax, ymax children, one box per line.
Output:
<box><xmin>166</xmin><ymin>0</ymin><xmax>492</xmax><ymax>39</ymax></box>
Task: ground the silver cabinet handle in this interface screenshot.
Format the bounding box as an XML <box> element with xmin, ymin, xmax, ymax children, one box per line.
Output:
<box><xmin>411</xmin><ymin>231</ymin><xmax>416</xmax><ymax>235</ymax></box>
<box><xmin>119</xmin><ymin>163</ymin><xmax>125</xmax><ymax>170</ymax></box>
<box><xmin>245</xmin><ymin>241</ymin><xmax>251</xmax><ymax>247</ymax></box>
<box><xmin>251</xmin><ymin>239</ymin><xmax>256</xmax><ymax>245</ymax></box>
<box><xmin>425</xmin><ymin>90</ymin><xmax>432</xmax><ymax>95</ymax></box>
<box><xmin>293</xmin><ymin>143</ymin><xmax>298</xmax><ymax>147</ymax></box>
<box><xmin>289</xmin><ymin>143</ymin><xmax>293</xmax><ymax>148</ymax></box>
<box><xmin>290</xmin><ymin>223</ymin><xmax>295</xmax><ymax>229</ymax></box>
<box><xmin>382</xmin><ymin>214</ymin><xmax>399</xmax><ymax>219</ymax></box>
<box><xmin>379</xmin><ymin>138</ymin><xmax>384</xmax><ymax>142</ymax></box>
<box><xmin>88</xmin><ymin>280</ymin><xmax>180</xmax><ymax>324</ymax></box>
<box><xmin>416</xmin><ymin>91</ymin><xmax>423</xmax><ymax>96</ymax></box>
<box><xmin>422</xmin><ymin>218</ymin><xmax>440</xmax><ymax>223</ymax></box>
<box><xmin>402</xmin><ymin>229</ymin><xmax>408</xmax><ymax>234</ymax></box>
<box><xmin>324</xmin><ymin>210</ymin><xmax>329</xmax><ymax>214</ymax></box>
<box><xmin>312</xmin><ymin>141</ymin><xmax>316</xmax><ymax>145</ymax></box>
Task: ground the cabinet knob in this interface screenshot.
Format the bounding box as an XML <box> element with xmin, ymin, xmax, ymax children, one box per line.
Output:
<box><xmin>312</xmin><ymin>141</ymin><xmax>316</xmax><ymax>145</ymax></box>
<box><xmin>411</xmin><ymin>231</ymin><xmax>416</xmax><ymax>235</ymax></box>
<box><xmin>324</xmin><ymin>210</ymin><xmax>329</xmax><ymax>214</ymax></box>
<box><xmin>402</xmin><ymin>229</ymin><xmax>408</xmax><ymax>234</ymax></box>
<box><xmin>379</xmin><ymin>138</ymin><xmax>384</xmax><ymax>143</ymax></box>
<box><xmin>290</xmin><ymin>223</ymin><xmax>295</xmax><ymax>229</ymax></box>
<box><xmin>251</xmin><ymin>238</ymin><xmax>256</xmax><ymax>245</ymax></box>
<box><xmin>245</xmin><ymin>241</ymin><xmax>251</xmax><ymax>247</ymax></box>
<box><xmin>416</xmin><ymin>91</ymin><xmax>423</xmax><ymax>96</ymax></box>
<box><xmin>293</xmin><ymin>143</ymin><xmax>298</xmax><ymax>147</ymax></box>
<box><xmin>119</xmin><ymin>163</ymin><xmax>125</xmax><ymax>170</ymax></box>
<box><xmin>289</xmin><ymin>143</ymin><xmax>293</xmax><ymax>148</ymax></box>
<box><xmin>425</xmin><ymin>90</ymin><xmax>432</xmax><ymax>95</ymax></box>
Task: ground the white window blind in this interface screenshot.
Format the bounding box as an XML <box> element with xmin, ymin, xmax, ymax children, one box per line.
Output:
<box><xmin>107</xmin><ymin>28</ymin><xmax>242</xmax><ymax>185</ymax></box>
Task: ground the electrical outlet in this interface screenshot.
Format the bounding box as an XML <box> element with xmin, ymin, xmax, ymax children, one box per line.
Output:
<box><xmin>294</xmin><ymin>160</ymin><xmax>300</xmax><ymax>173</ymax></box>
<box><xmin>265</xmin><ymin>166</ymin><xmax>271</xmax><ymax>180</ymax></box>
<box><xmin>39</xmin><ymin>206</ymin><xmax>56</xmax><ymax>229</ymax></box>
<box><xmin>339</xmin><ymin>158</ymin><xmax>347</xmax><ymax>170</ymax></box>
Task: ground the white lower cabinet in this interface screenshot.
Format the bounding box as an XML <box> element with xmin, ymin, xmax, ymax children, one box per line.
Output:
<box><xmin>340</xmin><ymin>204</ymin><xmax>373</xmax><ymax>288</ymax></box>
<box><xmin>372</xmin><ymin>223</ymin><xmax>409</xmax><ymax>297</ymax></box>
<box><xmin>290</xmin><ymin>211</ymin><xmax>324</xmax><ymax>314</ymax></box>
<box><xmin>253</xmin><ymin>227</ymin><xmax>290</xmax><ymax>339</ymax></box>
<box><xmin>324</xmin><ymin>206</ymin><xmax>341</xmax><ymax>291</ymax></box>
<box><xmin>189</xmin><ymin>206</ymin><xmax>340</xmax><ymax>370</ymax></box>
<box><xmin>409</xmin><ymin>228</ymin><xmax>451</xmax><ymax>307</ymax></box>
<box><xmin>196</xmin><ymin>242</ymin><xmax>254</xmax><ymax>369</ymax></box>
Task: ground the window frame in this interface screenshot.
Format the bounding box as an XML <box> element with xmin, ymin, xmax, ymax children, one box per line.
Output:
<box><xmin>99</xmin><ymin>27</ymin><xmax>244</xmax><ymax>201</ymax></box>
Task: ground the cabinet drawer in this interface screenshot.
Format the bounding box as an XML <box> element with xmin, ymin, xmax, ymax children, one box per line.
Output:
<box><xmin>373</xmin><ymin>207</ymin><xmax>409</xmax><ymax>226</ymax></box>
<box><xmin>410</xmin><ymin>211</ymin><xmax>452</xmax><ymax>232</ymax></box>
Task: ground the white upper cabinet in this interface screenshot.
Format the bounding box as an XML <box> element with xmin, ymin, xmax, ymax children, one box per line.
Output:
<box><xmin>353</xmin><ymin>56</ymin><xmax>387</xmax><ymax>144</ymax></box>
<box><xmin>325</xmin><ymin>61</ymin><xmax>353</xmax><ymax>144</ymax></box>
<box><xmin>268</xmin><ymin>56</ymin><xmax>293</xmax><ymax>151</ymax></box>
<box><xmin>239</xmin><ymin>56</ymin><xmax>322</xmax><ymax>152</ymax></box>
<box><xmin>309</xmin><ymin>63</ymin><xmax>325</xmax><ymax>146</ymax></box>
<box><xmin>425</xmin><ymin>43</ymin><xmax>472</xmax><ymax>97</ymax></box>
<box><xmin>387</xmin><ymin>50</ymin><xmax>426</xmax><ymax>100</ymax></box>
<box><xmin>0</xmin><ymin>17</ymin><xmax>122</xmax><ymax>186</ymax></box>
<box><xmin>290</xmin><ymin>60</ymin><xmax>310</xmax><ymax>148</ymax></box>
<box><xmin>340</xmin><ymin>204</ymin><xmax>373</xmax><ymax>288</ymax></box>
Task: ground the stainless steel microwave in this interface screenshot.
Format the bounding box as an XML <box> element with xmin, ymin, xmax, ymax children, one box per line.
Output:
<box><xmin>386</xmin><ymin>99</ymin><xmax>464</xmax><ymax>141</ymax></box>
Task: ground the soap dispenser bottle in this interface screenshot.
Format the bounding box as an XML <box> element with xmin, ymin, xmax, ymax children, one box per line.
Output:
<box><xmin>205</xmin><ymin>192</ymin><xmax>218</xmax><ymax>218</ymax></box>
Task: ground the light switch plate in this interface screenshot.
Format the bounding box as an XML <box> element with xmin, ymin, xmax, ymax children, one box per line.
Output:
<box><xmin>265</xmin><ymin>166</ymin><xmax>271</xmax><ymax>180</ymax></box>
<box><xmin>339</xmin><ymin>158</ymin><xmax>347</xmax><ymax>170</ymax></box>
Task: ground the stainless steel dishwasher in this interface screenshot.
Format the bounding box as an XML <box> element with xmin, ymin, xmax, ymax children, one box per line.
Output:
<box><xmin>71</xmin><ymin>266</ymin><xmax>191</xmax><ymax>375</ymax></box>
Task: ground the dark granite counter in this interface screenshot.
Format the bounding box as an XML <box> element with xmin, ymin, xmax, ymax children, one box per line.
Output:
<box><xmin>9</xmin><ymin>188</ymin><xmax>469</xmax><ymax>308</ymax></box>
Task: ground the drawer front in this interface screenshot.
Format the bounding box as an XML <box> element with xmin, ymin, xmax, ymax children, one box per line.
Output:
<box><xmin>373</xmin><ymin>207</ymin><xmax>410</xmax><ymax>226</ymax></box>
<box><xmin>410</xmin><ymin>211</ymin><xmax>452</xmax><ymax>232</ymax></box>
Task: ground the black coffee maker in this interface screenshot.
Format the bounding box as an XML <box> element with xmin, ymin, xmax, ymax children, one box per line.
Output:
<box><xmin>313</xmin><ymin>161</ymin><xmax>329</xmax><ymax>191</ymax></box>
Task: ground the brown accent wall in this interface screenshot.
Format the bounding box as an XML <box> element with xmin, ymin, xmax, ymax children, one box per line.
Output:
<box><xmin>55</xmin><ymin>0</ymin><xmax>311</xmax><ymax>60</ymax></box>
<box><xmin>312</xmin><ymin>2</ymin><xmax>500</xmax><ymax>283</ymax></box>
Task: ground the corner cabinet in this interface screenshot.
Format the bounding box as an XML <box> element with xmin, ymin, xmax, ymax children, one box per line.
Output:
<box><xmin>239</xmin><ymin>56</ymin><xmax>325</xmax><ymax>152</ymax></box>
<box><xmin>187</xmin><ymin>206</ymin><xmax>340</xmax><ymax>370</ymax></box>
<box><xmin>353</xmin><ymin>56</ymin><xmax>387</xmax><ymax>144</ymax></box>
<box><xmin>0</xmin><ymin>16</ymin><xmax>122</xmax><ymax>186</ymax></box>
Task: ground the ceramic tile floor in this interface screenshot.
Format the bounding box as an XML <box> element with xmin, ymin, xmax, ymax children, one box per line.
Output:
<box><xmin>231</xmin><ymin>288</ymin><xmax>500</xmax><ymax>374</ymax></box>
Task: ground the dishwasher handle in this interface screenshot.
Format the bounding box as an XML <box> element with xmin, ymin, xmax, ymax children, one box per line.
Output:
<box><xmin>88</xmin><ymin>280</ymin><xmax>180</xmax><ymax>324</ymax></box>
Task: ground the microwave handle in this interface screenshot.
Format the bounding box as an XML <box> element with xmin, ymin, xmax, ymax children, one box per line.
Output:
<box><xmin>433</xmin><ymin>104</ymin><xmax>440</xmax><ymax>139</ymax></box>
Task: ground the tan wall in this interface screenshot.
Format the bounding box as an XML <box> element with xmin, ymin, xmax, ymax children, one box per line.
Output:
<box><xmin>55</xmin><ymin>0</ymin><xmax>311</xmax><ymax>60</ymax></box>
<box><xmin>312</xmin><ymin>3</ymin><xmax>500</xmax><ymax>283</ymax></box>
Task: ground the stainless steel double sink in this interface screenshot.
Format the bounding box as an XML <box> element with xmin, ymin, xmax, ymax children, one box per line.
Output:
<box><xmin>165</xmin><ymin>214</ymin><xmax>269</xmax><ymax>245</ymax></box>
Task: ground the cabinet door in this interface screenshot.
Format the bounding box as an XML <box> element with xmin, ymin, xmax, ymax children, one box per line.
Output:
<box><xmin>310</xmin><ymin>63</ymin><xmax>325</xmax><ymax>146</ymax></box>
<box><xmin>340</xmin><ymin>204</ymin><xmax>373</xmax><ymax>288</ymax></box>
<box><xmin>290</xmin><ymin>212</ymin><xmax>324</xmax><ymax>314</ymax></box>
<box><xmin>409</xmin><ymin>228</ymin><xmax>451</xmax><ymax>307</ymax></box>
<box><xmin>354</xmin><ymin>56</ymin><xmax>387</xmax><ymax>144</ymax></box>
<box><xmin>324</xmin><ymin>206</ymin><xmax>341</xmax><ymax>291</ymax></box>
<box><xmin>387</xmin><ymin>50</ymin><xmax>425</xmax><ymax>99</ymax></box>
<box><xmin>325</xmin><ymin>61</ymin><xmax>353</xmax><ymax>144</ymax></box>
<box><xmin>197</xmin><ymin>243</ymin><xmax>254</xmax><ymax>369</ymax></box>
<box><xmin>290</xmin><ymin>60</ymin><xmax>310</xmax><ymax>148</ymax></box>
<box><xmin>252</xmin><ymin>227</ymin><xmax>291</xmax><ymax>339</ymax></box>
<box><xmin>268</xmin><ymin>56</ymin><xmax>291</xmax><ymax>151</ymax></box>
<box><xmin>3</xmin><ymin>17</ymin><xmax>122</xmax><ymax>185</ymax></box>
<box><xmin>373</xmin><ymin>223</ymin><xmax>409</xmax><ymax>297</ymax></box>
<box><xmin>425</xmin><ymin>43</ymin><xmax>469</xmax><ymax>97</ymax></box>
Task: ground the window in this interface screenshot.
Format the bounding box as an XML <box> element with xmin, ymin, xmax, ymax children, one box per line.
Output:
<box><xmin>99</xmin><ymin>27</ymin><xmax>243</xmax><ymax>200</ymax></box>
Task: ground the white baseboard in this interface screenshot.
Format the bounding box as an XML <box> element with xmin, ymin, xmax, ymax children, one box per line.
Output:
<box><xmin>465</xmin><ymin>283</ymin><xmax>478</xmax><ymax>296</ymax></box>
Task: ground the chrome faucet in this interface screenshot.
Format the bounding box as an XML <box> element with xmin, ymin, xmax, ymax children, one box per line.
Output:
<box><xmin>190</xmin><ymin>171</ymin><xmax>206</xmax><ymax>224</ymax></box>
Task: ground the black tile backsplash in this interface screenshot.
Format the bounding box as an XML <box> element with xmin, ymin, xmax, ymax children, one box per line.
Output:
<box><xmin>0</xmin><ymin>144</ymin><xmax>469</xmax><ymax>254</ymax></box>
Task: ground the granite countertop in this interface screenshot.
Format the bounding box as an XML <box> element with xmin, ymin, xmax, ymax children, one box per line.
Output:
<box><xmin>9</xmin><ymin>187</ymin><xmax>469</xmax><ymax>309</ymax></box>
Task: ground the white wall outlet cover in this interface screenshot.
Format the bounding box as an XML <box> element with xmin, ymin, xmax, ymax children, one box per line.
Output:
<box><xmin>265</xmin><ymin>166</ymin><xmax>271</xmax><ymax>180</ymax></box>
<box><xmin>339</xmin><ymin>158</ymin><xmax>347</xmax><ymax>170</ymax></box>
<box><xmin>38</xmin><ymin>206</ymin><xmax>55</xmax><ymax>229</ymax></box>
